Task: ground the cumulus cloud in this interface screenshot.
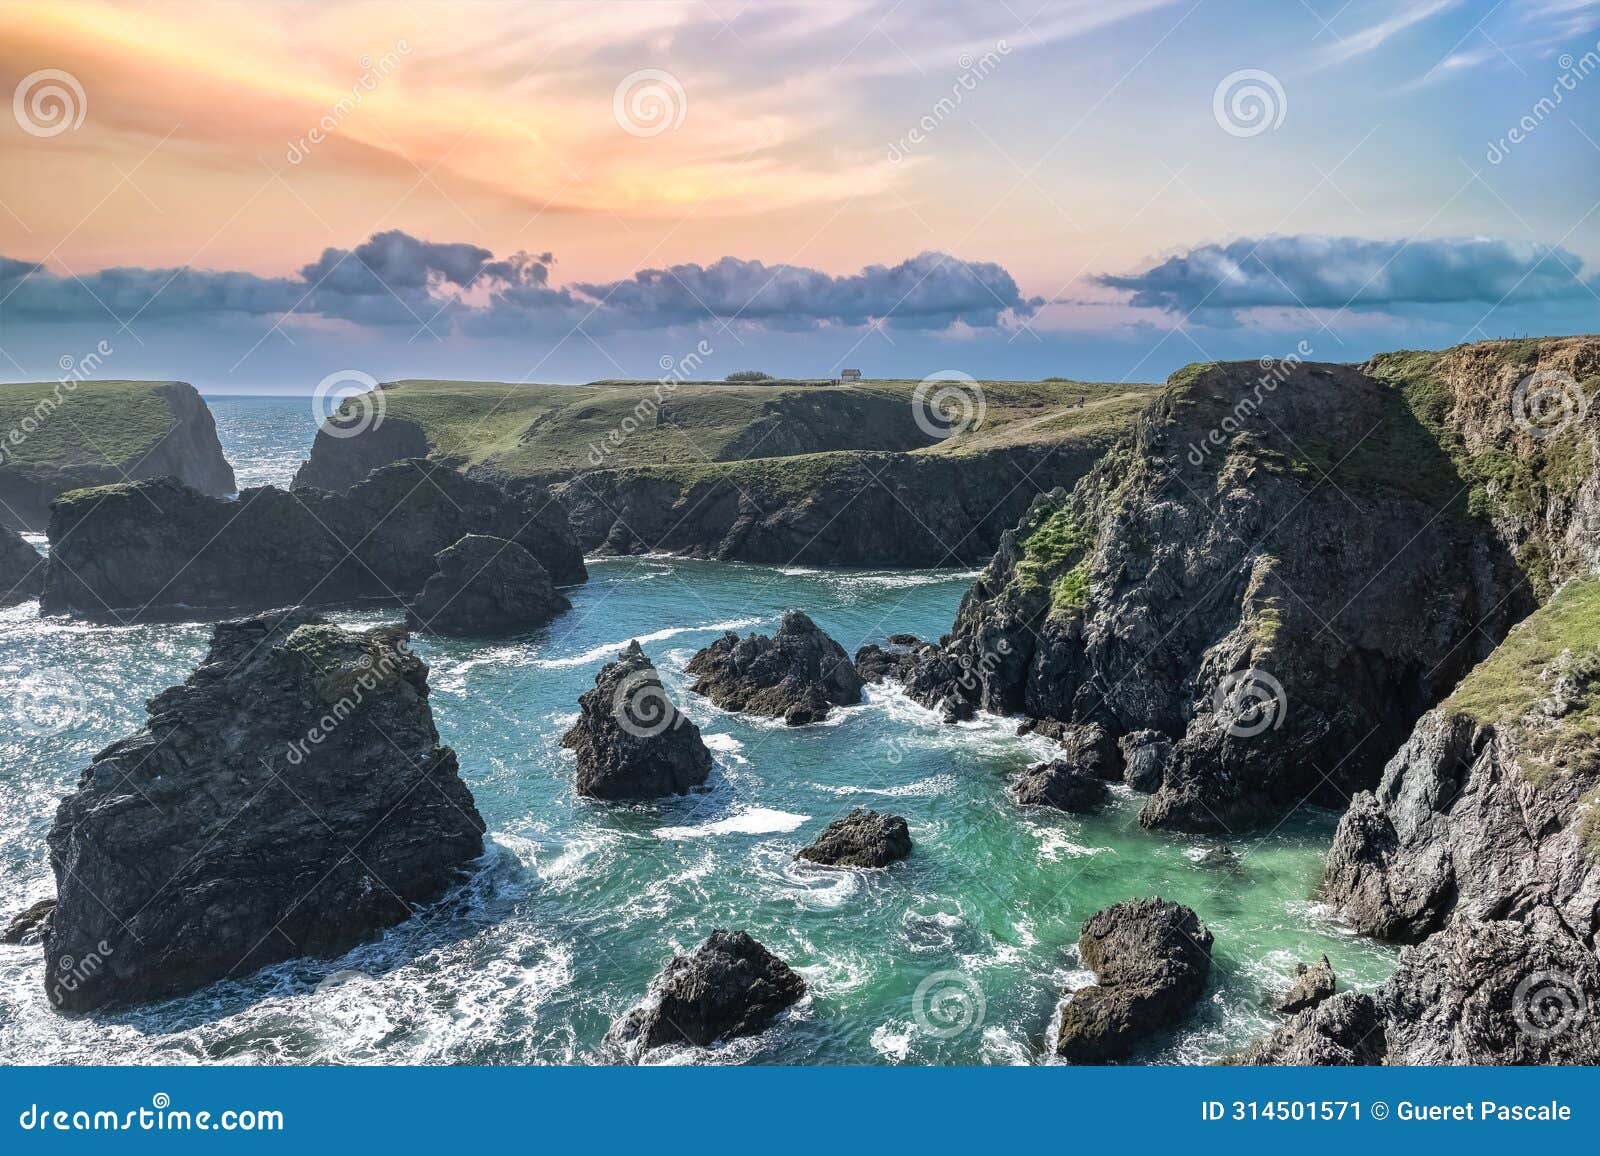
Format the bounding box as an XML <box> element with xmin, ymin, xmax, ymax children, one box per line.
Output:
<box><xmin>1096</xmin><ymin>234</ymin><xmax>1598</xmax><ymax>318</ymax></box>
<box><xmin>0</xmin><ymin>232</ymin><xmax>1036</xmax><ymax>336</ymax></box>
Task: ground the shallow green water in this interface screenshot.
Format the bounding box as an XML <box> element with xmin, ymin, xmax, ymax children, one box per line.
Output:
<box><xmin>0</xmin><ymin>399</ymin><xmax>1395</xmax><ymax>1065</ymax></box>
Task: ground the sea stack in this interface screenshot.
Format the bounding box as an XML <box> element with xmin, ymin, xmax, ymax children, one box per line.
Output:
<box><xmin>41</xmin><ymin>612</ymin><xmax>485</xmax><ymax>1012</ymax></box>
<box><xmin>563</xmin><ymin>642</ymin><xmax>713</xmax><ymax>799</ymax></box>
<box><xmin>407</xmin><ymin>534</ymin><xmax>570</xmax><ymax>636</ymax></box>
<box><xmin>686</xmin><ymin>610</ymin><xmax>863</xmax><ymax>725</ymax></box>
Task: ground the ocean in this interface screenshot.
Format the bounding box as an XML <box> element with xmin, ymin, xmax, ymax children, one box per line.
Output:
<box><xmin>0</xmin><ymin>396</ymin><xmax>1395</xmax><ymax>1065</ymax></box>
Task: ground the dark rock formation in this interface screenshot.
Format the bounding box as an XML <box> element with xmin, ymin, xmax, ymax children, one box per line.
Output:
<box><xmin>563</xmin><ymin>642</ymin><xmax>712</xmax><ymax>800</ymax></box>
<box><xmin>853</xmin><ymin>635</ymin><xmax>932</xmax><ymax>685</ymax></box>
<box><xmin>1117</xmin><ymin>729</ymin><xmax>1171</xmax><ymax>793</ymax></box>
<box><xmin>1055</xmin><ymin>897</ymin><xmax>1213</xmax><ymax>1062</ymax></box>
<box><xmin>686</xmin><ymin>611</ymin><xmax>863</xmax><ymax>725</ymax></box>
<box><xmin>1009</xmin><ymin>759</ymin><xmax>1110</xmax><ymax>812</ymax></box>
<box><xmin>905</xmin><ymin>359</ymin><xmax>1530</xmax><ymax>831</ymax></box>
<box><xmin>41</xmin><ymin>458</ymin><xmax>585</xmax><ymax>621</ymax></box>
<box><xmin>611</xmin><ymin>930</ymin><xmax>806</xmax><ymax>1051</ymax></box>
<box><xmin>292</xmin><ymin>410</ymin><xmax>430</xmax><ymax>492</ymax></box>
<box><xmin>795</xmin><ymin>808</ymin><xmax>911</xmax><ymax>868</ymax></box>
<box><xmin>0</xmin><ymin>381</ymin><xmax>236</xmax><ymax>531</ymax></box>
<box><xmin>41</xmin><ymin>612</ymin><xmax>485</xmax><ymax>1012</ymax></box>
<box><xmin>2</xmin><ymin>898</ymin><xmax>54</xmax><ymax>946</ymax></box>
<box><xmin>1232</xmin><ymin>992</ymin><xmax>1387</xmax><ymax>1066</ymax></box>
<box><xmin>407</xmin><ymin>534</ymin><xmax>569</xmax><ymax>636</ymax></box>
<box><xmin>1</xmin><ymin>529</ymin><xmax>44</xmax><ymax>604</ymax></box>
<box><xmin>1276</xmin><ymin>955</ymin><xmax>1336</xmax><ymax>1015</ymax></box>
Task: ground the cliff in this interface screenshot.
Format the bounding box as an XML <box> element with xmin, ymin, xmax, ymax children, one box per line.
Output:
<box><xmin>0</xmin><ymin>380</ymin><xmax>235</xmax><ymax>530</ymax></box>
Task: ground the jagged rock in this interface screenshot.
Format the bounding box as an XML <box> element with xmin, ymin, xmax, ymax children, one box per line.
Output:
<box><xmin>687</xmin><ymin>611</ymin><xmax>863</xmax><ymax>725</ymax></box>
<box><xmin>1118</xmin><ymin>729</ymin><xmax>1171</xmax><ymax>793</ymax></box>
<box><xmin>1009</xmin><ymin>759</ymin><xmax>1110</xmax><ymax>812</ymax></box>
<box><xmin>291</xmin><ymin>409</ymin><xmax>430</xmax><ymax>492</ymax></box>
<box><xmin>41</xmin><ymin>613</ymin><xmax>484</xmax><ymax>1012</ymax></box>
<box><xmin>563</xmin><ymin>642</ymin><xmax>712</xmax><ymax>800</ymax></box>
<box><xmin>907</xmin><ymin>359</ymin><xmax>1532</xmax><ymax>831</ymax></box>
<box><xmin>1380</xmin><ymin>908</ymin><xmax>1600</xmax><ymax>1064</ymax></box>
<box><xmin>795</xmin><ymin>809</ymin><xmax>911</xmax><ymax>868</ymax></box>
<box><xmin>2</xmin><ymin>898</ymin><xmax>54</xmax><ymax>946</ymax></box>
<box><xmin>1055</xmin><ymin>897</ymin><xmax>1213</xmax><ymax>1062</ymax></box>
<box><xmin>42</xmin><ymin>458</ymin><xmax>585</xmax><ymax>621</ymax></box>
<box><xmin>611</xmin><ymin>930</ymin><xmax>806</xmax><ymax>1050</ymax></box>
<box><xmin>1324</xmin><ymin>578</ymin><xmax>1600</xmax><ymax>945</ymax></box>
<box><xmin>1232</xmin><ymin>992</ymin><xmax>1387</xmax><ymax>1065</ymax></box>
<box><xmin>1276</xmin><ymin>955</ymin><xmax>1336</xmax><ymax>1014</ymax></box>
<box><xmin>407</xmin><ymin>534</ymin><xmax>569</xmax><ymax>636</ymax></box>
<box><xmin>853</xmin><ymin>636</ymin><xmax>931</xmax><ymax>684</ymax></box>
<box><xmin>1</xmin><ymin>528</ymin><xmax>43</xmax><ymax>604</ymax></box>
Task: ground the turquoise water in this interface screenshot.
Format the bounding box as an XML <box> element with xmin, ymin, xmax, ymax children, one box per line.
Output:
<box><xmin>0</xmin><ymin>398</ymin><xmax>1395</xmax><ymax>1065</ymax></box>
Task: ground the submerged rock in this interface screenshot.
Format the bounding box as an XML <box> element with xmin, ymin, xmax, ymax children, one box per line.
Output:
<box><xmin>1009</xmin><ymin>759</ymin><xmax>1110</xmax><ymax>812</ymax></box>
<box><xmin>686</xmin><ymin>610</ymin><xmax>863</xmax><ymax>725</ymax></box>
<box><xmin>1276</xmin><ymin>955</ymin><xmax>1336</xmax><ymax>1015</ymax></box>
<box><xmin>795</xmin><ymin>809</ymin><xmax>911</xmax><ymax>868</ymax></box>
<box><xmin>42</xmin><ymin>459</ymin><xmax>585</xmax><ymax>621</ymax></box>
<box><xmin>1055</xmin><ymin>897</ymin><xmax>1213</xmax><ymax>1063</ymax></box>
<box><xmin>1</xmin><ymin>528</ymin><xmax>43</xmax><ymax>604</ymax></box>
<box><xmin>611</xmin><ymin>930</ymin><xmax>806</xmax><ymax>1051</ymax></box>
<box><xmin>2</xmin><ymin>898</ymin><xmax>55</xmax><ymax>946</ymax></box>
<box><xmin>42</xmin><ymin>612</ymin><xmax>485</xmax><ymax>1012</ymax></box>
<box><xmin>407</xmin><ymin>534</ymin><xmax>569</xmax><ymax>636</ymax></box>
<box><xmin>563</xmin><ymin>641</ymin><xmax>712</xmax><ymax>800</ymax></box>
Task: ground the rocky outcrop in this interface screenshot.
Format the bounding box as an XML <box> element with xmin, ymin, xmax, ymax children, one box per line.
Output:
<box><xmin>41</xmin><ymin>612</ymin><xmax>485</xmax><ymax>1012</ymax></box>
<box><xmin>795</xmin><ymin>809</ymin><xmax>911</xmax><ymax>867</ymax></box>
<box><xmin>1276</xmin><ymin>955</ymin><xmax>1335</xmax><ymax>1015</ymax></box>
<box><xmin>291</xmin><ymin>410</ymin><xmax>430</xmax><ymax>492</ymax></box>
<box><xmin>1009</xmin><ymin>759</ymin><xmax>1110</xmax><ymax>812</ymax></box>
<box><xmin>407</xmin><ymin>534</ymin><xmax>569</xmax><ymax>636</ymax></box>
<box><xmin>687</xmin><ymin>611</ymin><xmax>863</xmax><ymax>725</ymax></box>
<box><xmin>563</xmin><ymin>642</ymin><xmax>712</xmax><ymax>800</ymax></box>
<box><xmin>2</xmin><ymin>898</ymin><xmax>54</xmax><ymax>946</ymax></box>
<box><xmin>611</xmin><ymin>930</ymin><xmax>807</xmax><ymax>1051</ymax></box>
<box><xmin>905</xmin><ymin>359</ymin><xmax>1530</xmax><ymax>831</ymax></box>
<box><xmin>0</xmin><ymin>381</ymin><xmax>235</xmax><ymax>530</ymax></box>
<box><xmin>1232</xmin><ymin>991</ymin><xmax>1387</xmax><ymax>1066</ymax></box>
<box><xmin>853</xmin><ymin>635</ymin><xmax>933</xmax><ymax>685</ymax></box>
<box><xmin>1</xmin><ymin>529</ymin><xmax>43</xmax><ymax>604</ymax></box>
<box><xmin>1055</xmin><ymin>897</ymin><xmax>1213</xmax><ymax>1062</ymax></box>
<box><xmin>1118</xmin><ymin>729</ymin><xmax>1170</xmax><ymax>793</ymax></box>
<box><xmin>41</xmin><ymin>459</ymin><xmax>585</xmax><ymax>621</ymax></box>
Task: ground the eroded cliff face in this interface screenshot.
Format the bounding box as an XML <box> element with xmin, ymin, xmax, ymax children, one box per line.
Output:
<box><xmin>899</xmin><ymin>357</ymin><xmax>1531</xmax><ymax>831</ymax></box>
<box><xmin>291</xmin><ymin>412</ymin><xmax>430</xmax><ymax>493</ymax></box>
<box><xmin>0</xmin><ymin>382</ymin><xmax>236</xmax><ymax>530</ymax></box>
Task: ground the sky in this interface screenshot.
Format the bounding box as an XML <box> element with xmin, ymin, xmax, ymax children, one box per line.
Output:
<box><xmin>1</xmin><ymin>0</ymin><xmax>1598</xmax><ymax>392</ymax></box>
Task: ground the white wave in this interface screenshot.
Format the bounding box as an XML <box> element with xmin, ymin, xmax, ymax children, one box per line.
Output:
<box><xmin>870</xmin><ymin>1021</ymin><xmax>914</xmax><ymax>1062</ymax></box>
<box><xmin>654</xmin><ymin>807</ymin><xmax>809</xmax><ymax>840</ymax></box>
<box><xmin>1034</xmin><ymin>827</ymin><xmax>1105</xmax><ymax>862</ymax></box>
<box><xmin>534</xmin><ymin>618</ymin><xmax>765</xmax><ymax>669</ymax></box>
<box><xmin>812</xmin><ymin>773</ymin><xmax>954</xmax><ymax>799</ymax></box>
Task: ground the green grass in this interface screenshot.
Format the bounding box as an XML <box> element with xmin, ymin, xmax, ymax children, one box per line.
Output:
<box><xmin>1445</xmin><ymin>576</ymin><xmax>1600</xmax><ymax>785</ymax></box>
<box><xmin>1015</xmin><ymin>503</ymin><xmax>1096</xmax><ymax>613</ymax></box>
<box><xmin>0</xmin><ymin>380</ymin><xmax>186</xmax><ymax>476</ymax></box>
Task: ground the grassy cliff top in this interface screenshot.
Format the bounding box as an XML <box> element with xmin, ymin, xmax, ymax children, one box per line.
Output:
<box><xmin>0</xmin><ymin>379</ymin><xmax>189</xmax><ymax>477</ymax></box>
<box><xmin>352</xmin><ymin>377</ymin><xmax>1157</xmax><ymax>474</ymax></box>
